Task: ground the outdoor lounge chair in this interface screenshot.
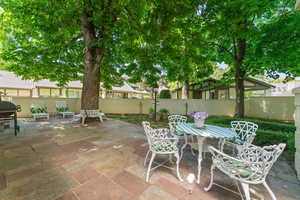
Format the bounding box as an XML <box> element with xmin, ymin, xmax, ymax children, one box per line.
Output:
<box><xmin>30</xmin><ymin>102</ymin><xmax>49</xmax><ymax>121</ymax></box>
<box><xmin>56</xmin><ymin>101</ymin><xmax>74</xmax><ymax>118</ymax></box>
<box><xmin>205</xmin><ymin>143</ymin><xmax>286</xmax><ymax>200</ymax></box>
<box><xmin>142</xmin><ymin>121</ymin><xmax>183</xmax><ymax>183</ymax></box>
<box><xmin>80</xmin><ymin>110</ymin><xmax>104</xmax><ymax>125</ymax></box>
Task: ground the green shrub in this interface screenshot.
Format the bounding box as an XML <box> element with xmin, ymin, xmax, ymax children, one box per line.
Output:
<box><xmin>205</xmin><ymin>116</ymin><xmax>295</xmax><ymax>156</ymax></box>
<box><xmin>206</xmin><ymin>116</ymin><xmax>295</xmax><ymax>133</ymax></box>
<box><xmin>287</xmin><ymin>133</ymin><xmax>296</xmax><ymax>155</ymax></box>
<box><xmin>148</xmin><ymin>107</ymin><xmax>155</xmax><ymax>113</ymax></box>
<box><xmin>253</xmin><ymin>130</ymin><xmax>289</xmax><ymax>146</ymax></box>
<box><xmin>159</xmin><ymin>90</ymin><xmax>171</xmax><ymax>99</ymax></box>
<box><xmin>158</xmin><ymin>108</ymin><xmax>169</xmax><ymax>114</ymax></box>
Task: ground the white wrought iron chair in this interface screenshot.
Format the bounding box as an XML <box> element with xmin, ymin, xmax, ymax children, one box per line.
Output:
<box><xmin>168</xmin><ymin>115</ymin><xmax>195</xmax><ymax>159</ymax></box>
<box><xmin>221</xmin><ymin>121</ymin><xmax>258</xmax><ymax>153</ymax></box>
<box><xmin>205</xmin><ymin>143</ymin><xmax>286</xmax><ymax>200</ymax></box>
<box><xmin>142</xmin><ymin>121</ymin><xmax>183</xmax><ymax>183</ymax></box>
<box><xmin>56</xmin><ymin>101</ymin><xmax>74</xmax><ymax>118</ymax></box>
<box><xmin>80</xmin><ymin>110</ymin><xmax>104</xmax><ymax>125</ymax></box>
<box><xmin>30</xmin><ymin>102</ymin><xmax>49</xmax><ymax>121</ymax></box>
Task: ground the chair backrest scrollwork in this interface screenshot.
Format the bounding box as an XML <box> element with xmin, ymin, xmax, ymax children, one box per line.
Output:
<box><xmin>168</xmin><ymin>115</ymin><xmax>187</xmax><ymax>124</ymax></box>
<box><xmin>231</xmin><ymin>121</ymin><xmax>258</xmax><ymax>144</ymax></box>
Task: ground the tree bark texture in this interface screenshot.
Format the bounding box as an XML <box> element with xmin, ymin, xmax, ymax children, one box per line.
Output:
<box><xmin>80</xmin><ymin>12</ymin><xmax>102</xmax><ymax>110</ymax></box>
<box><xmin>234</xmin><ymin>39</ymin><xmax>246</xmax><ymax>117</ymax></box>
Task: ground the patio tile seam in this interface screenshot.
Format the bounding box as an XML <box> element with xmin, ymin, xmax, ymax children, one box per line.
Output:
<box><xmin>102</xmin><ymin>172</ymin><xmax>143</xmax><ymax>197</ymax></box>
<box><xmin>70</xmin><ymin>172</ymin><xmax>103</xmax><ymax>191</ymax></box>
<box><xmin>72</xmin><ymin>190</ymin><xmax>81</xmax><ymax>200</ymax></box>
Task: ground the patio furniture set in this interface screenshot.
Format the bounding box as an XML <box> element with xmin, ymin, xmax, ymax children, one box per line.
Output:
<box><xmin>142</xmin><ymin>114</ymin><xmax>285</xmax><ymax>200</ymax></box>
<box><xmin>30</xmin><ymin>101</ymin><xmax>105</xmax><ymax>124</ymax></box>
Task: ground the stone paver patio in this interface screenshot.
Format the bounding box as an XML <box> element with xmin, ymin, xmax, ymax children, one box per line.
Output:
<box><xmin>0</xmin><ymin>119</ymin><xmax>299</xmax><ymax>200</ymax></box>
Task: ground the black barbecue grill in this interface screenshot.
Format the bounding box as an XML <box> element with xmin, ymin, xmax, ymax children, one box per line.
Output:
<box><xmin>0</xmin><ymin>93</ymin><xmax>21</xmax><ymax>136</ymax></box>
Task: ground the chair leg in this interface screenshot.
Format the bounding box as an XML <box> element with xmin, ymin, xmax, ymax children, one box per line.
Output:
<box><xmin>81</xmin><ymin>117</ymin><xmax>85</xmax><ymax>125</ymax></box>
<box><xmin>144</xmin><ymin>150</ymin><xmax>150</xmax><ymax>166</ymax></box>
<box><xmin>263</xmin><ymin>181</ymin><xmax>277</xmax><ymax>200</ymax></box>
<box><xmin>174</xmin><ymin>152</ymin><xmax>183</xmax><ymax>182</ymax></box>
<box><xmin>204</xmin><ymin>164</ymin><xmax>215</xmax><ymax>192</ymax></box>
<box><xmin>99</xmin><ymin>116</ymin><xmax>103</xmax><ymax>123</ymax></box>
<box><xmin>241</xmin><ymin>183</ymin><xmax>251</xmax><ymax>200</ymax></box>
<box><xmin>146</xmin><ymin>152</ymin><xmax>156</xmax><ymax>183</ymax></box>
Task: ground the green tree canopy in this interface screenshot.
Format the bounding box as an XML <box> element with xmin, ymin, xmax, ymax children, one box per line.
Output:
<box><xmin>0</xmin><ymin>0</ymin><xmax>157</xmax><ymax>109</ymax></box>
<box><xmin>193</xmin><ymin>0</ymin><xmax>300</xmax><ymax>116</ymax></box>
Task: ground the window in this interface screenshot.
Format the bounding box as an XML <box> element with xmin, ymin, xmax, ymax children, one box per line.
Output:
<box><xmin>60</xmin><ymin>88</ymin><xmax>67</xmax><ymax>98</ymax></box>
<box><xmin>39</xmin><ymin>88</ymin><xmax>51</xmax><ymax>97</ymax></box>
<box><xmin>50</xmin><ymin>88</ymin><xmax>60</xmax><ymax>97</ymax></box>
<box><xmin>18</xmin><ymin>89</ymin><xmax>31</xmax><ymax>97</ymax></box>
<box><xmin>218</xmin><ymin>90</ymin><xmax>227</xmax><ymax>100</ymax></box>
<box><xmin>68</xmin><ymin>88</ymin><xmax>82</xmax><ymax>98</ymax></box>
<box><xmin>229</xmin><ymin>88</ymin><xmax>236</xmax><ymax>99</ymax></box>
<box><xmin>5</xmin><ymin>89</ymin><xmax>18</xmax><ymax>96</ymax></box>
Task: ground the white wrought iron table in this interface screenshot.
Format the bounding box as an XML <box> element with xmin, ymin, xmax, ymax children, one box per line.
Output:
<box><xmin>176</xmin><ymin>123</ymin><xmax>236</xmax><ymax>184</ymax></box>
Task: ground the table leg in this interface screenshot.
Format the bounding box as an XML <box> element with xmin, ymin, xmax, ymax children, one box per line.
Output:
<box><xmin>180</xmin><ymin>133</ymin><xmax>188</xmax><ymax>159</ymax></box>
<box><xmin>196</xmin><ymin>136</ymin><xmax>206</xmax><ymax>184</ymax></box>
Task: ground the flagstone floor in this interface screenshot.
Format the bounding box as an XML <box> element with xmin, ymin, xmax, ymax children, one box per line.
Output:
<box><xmin>0</xmin><ymin>118</ymin><xmax>299</xmax><ymax>200</ymax></box>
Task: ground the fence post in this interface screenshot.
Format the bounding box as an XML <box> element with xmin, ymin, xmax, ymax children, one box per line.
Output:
<box><xmin>293</xmin><ymin>87</ymin><xmax>300</xmax><ymax>179</ymax></box>
<box><xmin>185</xmin><ymin>101</ymin><xmax>188</xmax><ymax>116</ymax></box>
<box><xmin>139</xmin><ymin>101</ymin><xmax>143</xmax><ymax>114</ymax></box>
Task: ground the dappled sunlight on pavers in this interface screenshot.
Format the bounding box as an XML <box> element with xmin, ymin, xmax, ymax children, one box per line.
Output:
<box><xmin>0</xmin><ymin>118</ymin><xmax>299</xmax><ymax>200</ymax></box>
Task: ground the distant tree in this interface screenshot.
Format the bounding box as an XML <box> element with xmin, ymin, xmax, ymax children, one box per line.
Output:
<box><xmin>195</xmin><ymin>0</ymin><xmax>300</xmax><ymax>117</ymax></box>
<box><xmin>156</xmin><ymin>3</ymin><xmax>215</xmax><ymax>99</ymax></box>
<box><xmin>159</xmin><ymin>90</ymin><xmax>171</xmax><ymax>99</ymax></box>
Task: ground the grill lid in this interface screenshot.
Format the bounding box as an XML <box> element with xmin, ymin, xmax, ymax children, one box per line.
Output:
<box><xmin>0</xmin><ymin>101</ymin><xmax>18</xmax><ymax>111</ymax></box>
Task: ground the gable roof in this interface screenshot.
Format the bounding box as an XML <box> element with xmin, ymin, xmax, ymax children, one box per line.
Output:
<box><xmin>0</xmin><ymin>70</ymin><xmax>34</xmax><ymax>89</ymax></box>
<box><xmin>36</xmin><ymin>79</ymin><xmax>82</xmax><ymax>88</ymax></box>
<box><xmin>174</xmin><ymin>77</ymin><xmax>275</xmax><ymax>91</ymax></box>
<box><xmin>0</xmin><ymin>70</ymin><xmax>149</xmax><ymax>94</ymax></box>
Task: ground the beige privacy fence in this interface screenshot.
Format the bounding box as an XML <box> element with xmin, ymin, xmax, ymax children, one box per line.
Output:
<box><xmin>8</xmin><ymin>96</ymin><xmax>295</xmax><ymax>121</ymax></box>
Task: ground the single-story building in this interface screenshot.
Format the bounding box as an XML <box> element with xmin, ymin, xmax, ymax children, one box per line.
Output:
<box><xmin>0</xmin><ymin>70</ymin><xmax>150</xmax><ymax>99</ymax></box>
<box><xmin>172</xmin><ymin>77</ymin><xmax>275</xmax><ymax>100</ymax></box>
<box><xmin>0</xmin><ymin>70</ymin><xmax>34</xmax><ymax>97</ymax></box>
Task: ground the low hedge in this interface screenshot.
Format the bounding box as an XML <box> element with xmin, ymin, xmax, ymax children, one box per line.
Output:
<box><xmin>206</xmin><ymin>116</ymin><xmax>295</xmax><ymax>134</ymax></box>
<box><xmin>204</xmin><ymin>116</ymin><xmax>296</xmax><ymax>156</ymax></box>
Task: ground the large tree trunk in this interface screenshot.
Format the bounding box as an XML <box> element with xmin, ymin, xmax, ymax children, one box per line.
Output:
<box><xmin>182</xmin><ymin>81</ymin><xmax>189</xmax><ymax>99</ymax></box>
<box><xmin>234</xmin><ymin>39</ymin><xmax>246</xmax><ymax>117</ymax></box>
<box><xmin>234</xmin><ymin>63</ymin><xmax>245</xmax><ymax>117</ymax></box>
<box><xmin>80</xmin><ymin>12</ymin><xmax>103</xmax><ymax>110</ymax></box>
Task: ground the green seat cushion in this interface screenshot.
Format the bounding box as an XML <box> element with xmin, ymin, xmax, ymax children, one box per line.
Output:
<box><xmin>30</xmin><ymin>106</ymin><xmax>48</xmax><ymax>114</ymax></box>
<box><xmin>229</xmin><ymin>138</ymin><xmax>245</xmax><ymax>145</ymax></box>
<box><xmin>173</xmin><ymin>130</ymin><xmax>185</xmax><ymax>136</ymax></box>
<box><xmin>217</xmin><ymin>160</ymin><xmax>262</xmax><ymax>181</ymax></box>
<box><xmin>151</xmin><ymin>141</ymin><xmax>178</xmax><ymax>152</ymax></box>
<box><xmin>57</xmin><ymin>106</ymin><xmax>70</xmax><ymax>112</ymax></box>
